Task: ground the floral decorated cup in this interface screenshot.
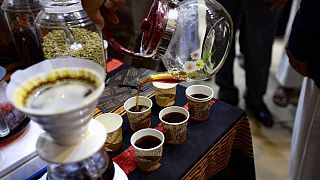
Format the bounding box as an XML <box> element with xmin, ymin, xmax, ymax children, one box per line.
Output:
<box><xmin>131</xmin><ymin>128</ymin><xmax>165</xmax><ymax>172</ymax></box>
<box><xmin>159</xmin><ymin>106</ymin><xmax>189</xmax><ymax>144</ymax></box>
<box><xmin>95</xmin><ymin>113</ymin><xmax>123</xmax><ymax>152</ymax></box>
<box><xmin>185</xmin><ymin>85</ymin><xmax>214</xmax><ymax>121</ymax></box>
<box><xmin>124</xmin><ymin>96</ymin><xmax>152</xmax><ymax>132</ymax></box>
<box><xmin>152</xmin><ymin>82</ymin><xmax>177</xmax><ymax>107</ymax></box>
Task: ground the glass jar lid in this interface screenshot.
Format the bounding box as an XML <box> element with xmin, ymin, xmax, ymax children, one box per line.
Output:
<box><xmin>36</xmin><ymin>0</ymin><xmax>91</xmax><ymax>28</ymax></box>
<box><xmin>40</xmin><ymin>0</ymin><xmax>82</xmax><ymax>14</ymax></box>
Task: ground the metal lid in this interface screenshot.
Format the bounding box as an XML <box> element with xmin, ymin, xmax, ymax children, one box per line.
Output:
<box><xmin>0</xmin><ymin>66</ymin><xmax>6</xmax><ymax>81</ymax></box>
<box><xmin>40</xmin><ymin>0</ymin><xmax>83</xmax><ymax>14</ymax></box>
<box><xmin>140</xmin><ymin>0</ymin><xmax>178</xmax><ymax>59</ymax></box>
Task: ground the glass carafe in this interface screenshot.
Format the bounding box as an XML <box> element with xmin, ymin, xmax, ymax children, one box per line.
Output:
<box><xmin>35</xmin><ymin>0</ymin><xmax>106</xmax><ymax>68</ymax></box>
<box><xmin>47</xmin><ymin>149</ymin><xmax>114</xmax><ymax>180</ymax></box>
<box><xmin>104</xmin><ymin>0</ymin><xmax>233</xmax><ymax>81</ymax></box>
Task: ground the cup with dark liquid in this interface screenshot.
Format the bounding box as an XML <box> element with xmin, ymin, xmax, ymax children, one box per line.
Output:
<box><xmin>152</xmin><ymin>82</ymin><xmax>178</xmax><ymax>107</ymax></box>
<box><xmin>159</xmin><ymin>106</ymin><xmax>189</xmax><ymax>144</ymax></box>
<box><xmin>124</xmin><ymin>96</ymin><xmax>152</xmax><ymax>132</ymax></box>
<box><xmin>185</xmin><ymin>85</ymin><xmax>214</xmax><ymax>121</ymax></box>
<box><xmin>130</xmin><ymin>128</ymin><xmax>164</xmax><ymax>172</ymax></box>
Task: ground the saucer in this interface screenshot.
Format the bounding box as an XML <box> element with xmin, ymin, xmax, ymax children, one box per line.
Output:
<box><xmin>36</xmin><ymin>119</ymin><xmax>106</xmax><ymax>164</ymax></box>
<box><xmin>114</xmin><ymin>161</ymin><xmax>128</xmax><ymax>180</ymax></box>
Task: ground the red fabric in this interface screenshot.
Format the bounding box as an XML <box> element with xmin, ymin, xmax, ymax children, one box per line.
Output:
<box><xmin>106</xmin><ymin>59</ymin><xmax>124</xmax><ymax>73</ymax></box>
<box><xmin>112</xmin><ymin>123</ymin><xmax>163</xmax><ymax>174</ymax></box>
<box><xmin>112</xmin><ymin>146</ymin><xmax>137</xmax><ymax>174</ymax></box>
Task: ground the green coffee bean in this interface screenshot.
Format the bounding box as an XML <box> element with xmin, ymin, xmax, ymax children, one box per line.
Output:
<box><xmin>42</xmin><ymin>28</ymin><xmax>105</xmax><ymax>68</ymax></box>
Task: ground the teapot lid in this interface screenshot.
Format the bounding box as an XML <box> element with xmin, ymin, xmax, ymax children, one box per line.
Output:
<box><xmin>140</xmin><ymin>0</ymin><xmax>178</xmax><ymax>58</ymax></box>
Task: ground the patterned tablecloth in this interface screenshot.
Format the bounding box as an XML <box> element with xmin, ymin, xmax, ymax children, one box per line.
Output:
<box><xmin>93</xmin><ymin>62</ymin><xmax>256</xmax><ymax>180</ymax></box>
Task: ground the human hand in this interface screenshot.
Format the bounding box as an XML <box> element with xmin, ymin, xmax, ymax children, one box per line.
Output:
<box><xmin>81</xmin><ymin>0</ymin><xmax>126</xmax><ymax>28</ymax></box>
<box><xmin>265</xmin><ymin>0</ymin><xmax>288</xmax><ymax>11</ymax></box>
<box><xmin>286</xmin><ymin>45</ymin><xmax>311</xmax><ymax>77</ymax></box>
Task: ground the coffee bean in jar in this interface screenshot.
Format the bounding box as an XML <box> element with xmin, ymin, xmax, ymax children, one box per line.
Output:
<box><xmin>42</xmin><ymin>28</ymin><xmax>105</xmax><ymax>68</ymax></box>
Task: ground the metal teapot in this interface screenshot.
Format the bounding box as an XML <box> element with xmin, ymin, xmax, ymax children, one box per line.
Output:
<box><xmin>104</xmin><ymin>0</ymin><xmax>233</xmax><ymax>80</ymax></box>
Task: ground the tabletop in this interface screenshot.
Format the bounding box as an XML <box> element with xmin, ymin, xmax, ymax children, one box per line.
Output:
<box><xmin>93</xmin><ymin>63</ymin><xmax>256</xmax><ymax>180</ymax></box>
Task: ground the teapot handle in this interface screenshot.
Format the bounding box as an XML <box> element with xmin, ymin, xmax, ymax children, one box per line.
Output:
<box><xmin>102</xmin><ymin>28</ymin><xmax>150</xmax><ymax>60</ymax></box>
<box><xmin>100</xmin><ymin>7</ymin><xmax>152</xmax><ymax>60</ymax></box>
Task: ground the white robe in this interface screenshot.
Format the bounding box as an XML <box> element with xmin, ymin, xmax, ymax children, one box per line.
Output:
<box><xmin>289</xmin><ymin>78</ymin><xmax>320</xmax><ymax>179</ymax></box>
<box><xmin>276</xmin><ymin>0</ymin><xmax>303</xmax><ymax>89</ymax></box>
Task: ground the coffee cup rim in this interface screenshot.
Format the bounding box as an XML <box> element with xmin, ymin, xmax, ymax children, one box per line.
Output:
<box><xmin>130</xmin><ymin>128</ymin><xmax>165</xmax><ymax>152</ymax></box>
<box><xmin>124</xmin><ymin>96</ymin><xmax>152</xmax><ymax>114</ymax></box>
<box><xmin>95</xmin><ymin>113</ymin><xmax>123</xmax><ymax>133</ymax></box>
<box><xmin>152</xmin><ymin>82</ymin><xmax>178</xmax><ymax>89</ymax></box>
<box><xmin>159</xmin><ymin>106</ymin><xmax>189</xmax><ymax>125</ymax></box>
<box><xmin>185</xmin><ymin>85</ymin><xmax>214</xmax><ymax>102</ymax></box>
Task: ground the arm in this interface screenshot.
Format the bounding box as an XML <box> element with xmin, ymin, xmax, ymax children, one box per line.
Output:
<box><xmin>265</xmin><ymin>0</ymin><xmax>288</xmax><ymax>11</ymax></box>
<box><xmin>81</xmin><ymin>0</ymin><xmax>126</xmax><ymax>28</ymax></box>
<box><xmin>286</xmin><ymin>0</ymin><xmax>320</xmax><ymax>87</ymax></box>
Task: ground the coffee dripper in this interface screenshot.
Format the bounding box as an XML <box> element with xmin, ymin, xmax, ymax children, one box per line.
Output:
<box><xmin>6</xmin><ymin>58</ymin><xmax>115</xmax><ymax>179</ymax></box>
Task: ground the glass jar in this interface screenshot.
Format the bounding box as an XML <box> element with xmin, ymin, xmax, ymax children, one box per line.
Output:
<box><xmin>47</xmin><ymin>149</ymin><xmax>114</xmax><ymax>180</ymax></box>
<box><xmin>1</xmin><ymin>0</ymin><xmax>44</xmax><ymax>67</ymax></box>
<box><xmin>0</xmin><ymin>0</ymin><xmax>17</xmax><ymax>66</ymax></box>
<box><xmin>35</xmin><ymin>0</ymin><xmax>106</xmax><ymax>69</ymax></box>
<box><xmin>0</xmin><ymin>66</ymin><xmax>27</xmax><ymax>137</ymax></box>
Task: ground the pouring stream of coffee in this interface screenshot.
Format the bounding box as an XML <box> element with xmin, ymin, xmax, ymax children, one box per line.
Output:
<box><xmin>135</xmin><ymin>73</ymin><xmax>186</xmax><ymax>111</ymax></box>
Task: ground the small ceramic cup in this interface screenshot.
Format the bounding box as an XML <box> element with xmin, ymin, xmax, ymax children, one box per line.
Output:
<box><xmin>185</xmin><ymin>85</ymin><xmax>214</xmax><ymax>121</ymax></box>
<box><xmin>159</xmin><ymin>106</ymin><xmax>189</xmax><ymax>144</ymax></box>
<box><xmin>95</xmin><ymin>113</ymin><xmax>123</xmax><ymax>152</ymax></box>
<box><xmin>131</xmin><ymin>128</ymin><xmax>165</xmax><ymax>172</ymax></box>
<box><xmin>124</xmin><ymin>96</ymin><xmax>152</xmax><ymax>132</ymax></box>
<box><xmin>152</xmin><ymin>82</ymin><xmax>178</xmax><ymax>107</ymax></box>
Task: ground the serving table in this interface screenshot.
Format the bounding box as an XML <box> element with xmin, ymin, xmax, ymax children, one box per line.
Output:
<box><xmin>93</xmin><ymin>62</ymin><xmax>256</xmax><ymax>179</ymax></box>
<box><xmin>0</xmin><ymin>61</ymin><xmax>255</xmax><ymax>179</ymax></box>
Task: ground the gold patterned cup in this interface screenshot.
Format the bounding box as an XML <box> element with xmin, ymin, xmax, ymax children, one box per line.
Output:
<box><xmin>124</xmin><ymin>96</ymin><xmax>152</xmax><ymax>132</ymax></box>
<box><xmin>131</xmin><ymin>128</ymin><xmax>165</xmax><ymax>172</ymax></box>
<box><xmin>185</xmin><ymin>85</ymin><xmax>214</xmax><ymax>121</ymax></box>
<box><xmin>95</xmin><ymin>113</ymin><xmax>123</xmax><ymax>152</ymax></box>
<box><xmin>159</xmin><ymin>106</ymin><xmax>189</xmax><ymax>145</ymax></box>
<box><xmin>152</xmin><ymin>82</ymin><xmax>178</xmax><ymax>107</ymax></box>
